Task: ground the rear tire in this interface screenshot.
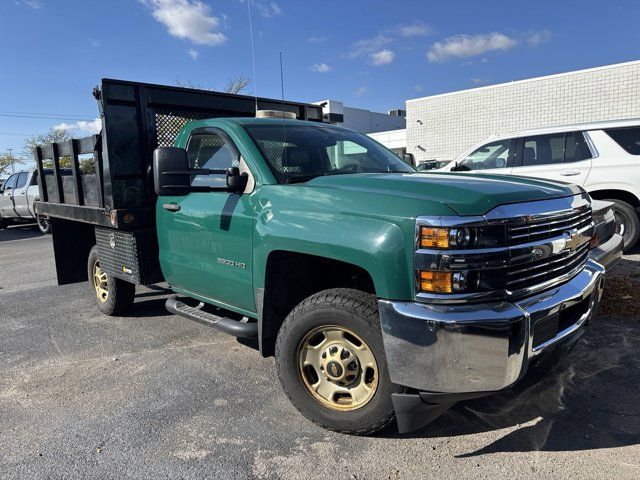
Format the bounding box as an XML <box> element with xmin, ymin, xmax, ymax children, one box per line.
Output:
<box><xmin>605</xmin><ymin>199</ymin><xmax>639</xmax><ymax>252</ymax></box>
<box><xmin>0</xmin><ymin>215</ymin><xmax>6</xmax><ymax>230</ymax></box>
<box><xmin>275</xmin><ymin>288</ymin><xmax>402</xmax><ymax>435</ymax></box>
<box><xmin>87</xmin><ymin>246</ymin><xmax>135</xmax><ymax>316</ymax></box>
<box><xmin>36</xmin><ymin>213</ymin><xmax>51</xmax><ymax>234</ymax></box>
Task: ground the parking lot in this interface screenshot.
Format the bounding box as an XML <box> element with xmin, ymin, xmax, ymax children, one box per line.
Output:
<box><xmin>1</xmin><ymin>224</ymin><xmax>639</xmax><ymax>479</ymax></box>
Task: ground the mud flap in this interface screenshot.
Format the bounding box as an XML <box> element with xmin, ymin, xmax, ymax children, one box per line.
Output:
<box><xmin>392</xmin><ymin>393</ymin><xmax>455</xmax><ymax>434</ymax></box>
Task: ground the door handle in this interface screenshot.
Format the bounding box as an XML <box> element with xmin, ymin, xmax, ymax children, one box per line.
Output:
<box><xmin>560</xmin><ymin>170</ymin><xmax>580</xmax><ymax>176</ymax></box>
<box><xmin>162</xmin><ymin>203</ymin><xmax>180</xmax><ymax>212</ymax></box>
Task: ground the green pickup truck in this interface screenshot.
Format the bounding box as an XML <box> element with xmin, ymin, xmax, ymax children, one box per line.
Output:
<box><xmin>35</xmin><ymin>79</ymin><xmax>622</xmax><ymax>434</ymax></box>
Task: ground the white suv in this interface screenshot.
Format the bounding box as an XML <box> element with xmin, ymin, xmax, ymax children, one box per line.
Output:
<box><xmin>441</xmin><ymin>119</ymin><xmax>640</xmax><ymax>251</ymax></box>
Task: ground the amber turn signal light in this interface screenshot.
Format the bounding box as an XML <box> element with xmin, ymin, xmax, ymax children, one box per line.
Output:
<box><xmin>419</xmin><ymin>270</ymin><xmax>452</xmax><ymax>293</ymax></box>
<box><xmin>419</xmin><ymin>227</ymin><xmax>449</xmax><ymax>249</ymax></box>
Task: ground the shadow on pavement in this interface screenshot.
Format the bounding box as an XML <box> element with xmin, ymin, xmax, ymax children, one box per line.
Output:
<box><xmin>400</xmin><ymin>316</ymin><xmax>640</xmax><ymax>456</ymax></box>
<box><xmin>0</xmin><ymin>224</ymin><xmax>43</xmax><ymax>242</ymax></box>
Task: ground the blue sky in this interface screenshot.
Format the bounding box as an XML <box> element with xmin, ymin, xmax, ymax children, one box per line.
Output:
<box><xmin>1</xmin><ymin>0</ymin><xmax>639</xmax><ymax>160</ymax></box>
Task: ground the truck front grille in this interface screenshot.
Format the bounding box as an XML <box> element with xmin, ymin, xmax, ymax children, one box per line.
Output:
<box><xmin>506</xmin><ymin>242</ymin><xmax>590</xmax><ymax>292</ymax></box>
<box><xmin>507</xmin><ymin>206</ymin><xmax>592</xmax><ymax>246</ymax></box>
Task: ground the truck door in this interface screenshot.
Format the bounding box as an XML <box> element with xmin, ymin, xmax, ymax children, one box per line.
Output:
<box><xmin>12</xmin><ymin>172</ymin><xmax>31</xmax><ymax>217</ymax></box>
<box><xmin>156</xmin><ymin>128</ymin><xmax>256</xmax><ymax>314</ymax></box>
<box><xmin>0</xmin><ymin>173</ymin><xmax>19</xmax><ymax>218</ymax></box>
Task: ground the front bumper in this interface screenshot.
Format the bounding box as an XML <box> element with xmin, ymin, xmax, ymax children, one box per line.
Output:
<box><xmin>379</xmin><ymin>260</ymin><xmax>605</xmax><ymax>395</ymax></box>
<box><xmin>589</xmin><ymin>233</ymin><xmax>623</xmax><ymax>271</ymax></box>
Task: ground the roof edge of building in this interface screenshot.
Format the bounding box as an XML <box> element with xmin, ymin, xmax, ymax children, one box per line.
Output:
<box><xmin>407</xmin><ymin>59</ymin><xmax>640</xmax><ymax>104</ymax></box>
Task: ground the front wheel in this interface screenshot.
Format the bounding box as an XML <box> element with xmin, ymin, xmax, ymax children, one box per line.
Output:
<box><xmin>87</xmin><ymin>246</ymin><xmax>135</xmax><ymax>316</ymax></box>
<box><xmin>275</xmin><ymin>289</ymin><xmax>402</xmax><ymax>435</ymax></box>
<box><xmin>605</xmin><ymin>199</ymin><xmax>639</xmax><ymax>252</ymax></box>
<box><xmin>36</xmin><ymin>213</ymin><xmax>51</xmax><ymax>234</ymax></box>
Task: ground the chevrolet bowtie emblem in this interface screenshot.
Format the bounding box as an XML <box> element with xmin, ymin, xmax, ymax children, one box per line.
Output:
<box><xmin>564</xmin><ymin>230</ymin><xmax>582</xmax><ymax>252</ymax></box>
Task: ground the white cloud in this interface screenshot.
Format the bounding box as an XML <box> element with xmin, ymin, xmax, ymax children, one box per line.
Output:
<box><xmin>309</xmin><ymin>63</ymin><xmax>332</xmax><ymax>73</ymax></box>
<box><xmin>249</xmin><ymin>0</ymin><xmax>282</xmax><ymax>17</ymax></box>
<box><xmin>427</xmin><ymin>32</ymin><xmax>517</xmax><ymax>62</ymax></box>
<box><xmin>88</xmin><ymin>38</ymin><xmax>99</xmax><ymax>47</ymax></box>
<box><xmin>526</xmin><ymin>29</ymin><xmax>552</xmax><ymax>47</ymax></box>
<box><xmin>15</xmin><ymin>0</ymin><xmax>43</xmax><ymax>9</ymax></box>
<box><xmin>369</xmin><ymin>49</ymin><xmax>395</xmax><ymax>66</ymax></box>
<box><xmin>398</xmin><ymin>22</ymin><xmax>431</xmax><ymax>37</ymax></box>
<box><xmin>471</xmin><ymin>78</ymin><xmax>490</xmax><ymax>85</ymax></box>
<box><xmin>348</xmin><ymin>34</ymin><xmax>393</xmax><ymax>59</ymax></box>
<box><xmin>187</xmin><ymin>48</ymin><xmax>199</xmax><ymax>59</ymax></box>
<box><xmin>307</xmin><ymin>36</ymin><xmax>327</xmax><ymax>43</ymax></box>
<box><xmin>139</xmin><ymin>0</ymin><xmax>227</xmax><ymax>46</ymax></box>
<box><xmin>54</xmin><ymin>118</ymin><xmax>102</xmax><ymax>135</ymax></box>
<box><xmin>355</xmin><ymin>86</ymin><xmax>368</xmax><ymax>97</ymax></box>
<box><xmin>414</xmin><ymin>85</ymin><xmax>423</xmax><ymax>93</ymax></box>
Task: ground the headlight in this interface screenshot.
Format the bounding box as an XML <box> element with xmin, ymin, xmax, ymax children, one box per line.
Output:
<box><xmin>418</xmin><ymin>225</ymin><xmax>504</xmax><ymax>250</ymax></box>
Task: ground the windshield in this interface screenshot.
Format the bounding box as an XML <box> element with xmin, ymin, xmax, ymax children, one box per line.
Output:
<box><xmin>455</xmin><ymin>139</ymin><xmax>511</xmax><ymax>171</ymax></box>
<box><xmin>243</xmin><ymin>123</ymin><xmax>415</xmax><ymax>183</ymax></box>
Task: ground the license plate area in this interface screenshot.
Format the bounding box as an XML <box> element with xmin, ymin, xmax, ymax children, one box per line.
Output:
<box><xmin>531</xmin><ymin>295</ymin><xmax>591</xmax><ymax>349</ymax></box>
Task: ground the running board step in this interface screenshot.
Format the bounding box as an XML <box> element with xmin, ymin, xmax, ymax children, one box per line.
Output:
<box><xmin>166</xmin><ymin>297</ymin><xmax>258</xmax><ymax>338</ymax></box>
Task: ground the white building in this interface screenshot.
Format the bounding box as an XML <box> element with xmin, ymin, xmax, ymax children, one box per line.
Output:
<box><xmin>403</xmin><ymin>60</ymin><xmax>640</xmax><ymax>164</ymax></box>
<box><xmin>313</xmin><ymin>99</ymin><xmax>406</xmax><ymax>134</ymax></box>
<box><xmin>367</xmin><ymin>129</ymin><xmax>407</xmax><ymax>156</ymax></box>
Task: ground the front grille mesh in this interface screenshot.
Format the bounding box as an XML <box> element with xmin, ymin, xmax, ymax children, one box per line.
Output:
<box><xmin>506</xmin><ymin>242</ymin><xmax>590</xmax><ymax>292</ymax></box>
<box><xmin>507</xmin><ymin>207</ymin><xmax>592</xmax><ymax>245</ymax></box>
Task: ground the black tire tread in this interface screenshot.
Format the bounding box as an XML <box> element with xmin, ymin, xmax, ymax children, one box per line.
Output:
<box><xmin>275</xmin><ymin>288</ymin><xmax>397</xmax><ymax>435</ymax></box>
<box><xmin>605</xmin><ymin>198</ymin><xmax>639</xmax><ymax>252</ymax></box>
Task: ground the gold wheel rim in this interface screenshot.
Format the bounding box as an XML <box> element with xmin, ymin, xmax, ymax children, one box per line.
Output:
<box><xmin>92</xmin><ymin>259</ymin><xmax>109</xmax><ymax>304</ymax></box>
<box><xmin>297</xmin><ymin>325</ymin><xmax>379</xmax><ymax>411</ymax></box>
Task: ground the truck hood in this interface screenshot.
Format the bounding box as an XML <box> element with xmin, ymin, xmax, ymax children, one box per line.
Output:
<box><xmin>302</xmin><ymin>172</ymin><xmax>582</xmax><ymax>216</ymax></box>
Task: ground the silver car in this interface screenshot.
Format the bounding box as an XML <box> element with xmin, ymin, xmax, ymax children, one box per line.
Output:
<box><xmin>0</xmin><ymin>169</ymin><xmax>50</xmax><ymax>233</ymax></box>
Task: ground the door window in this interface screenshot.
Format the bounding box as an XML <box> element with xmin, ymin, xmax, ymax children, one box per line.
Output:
<box><xmin>564</xmin><ymin>132</ymin><xmax>592</xmax><ymax>162</ymax></box>
<box><xmin>186</xmin><ymin>132</ymin><xmax>239</xmax><ymax>188</ymax></box>
<box><xmin>522</xmin><ymin>134</ymin><xmax>565</xmax><ymax>166</ymax></box>
<box><xmin>15</xmin><ymin>172</ymin><xmax>28</xmax><ymax>189</ymax></box>
<box><xmin>3</xmin><ymin>174</ymin><xmax>18</xmax><ymax>191</ymax></box>
<box><xmin>458</xmin><ymin>139</ymin><xmax>512</xmax><ymax>171</ymax></box>
<box><xmin>604</xmin><ymin>127</ymin><xmax>640</xmax><ymax>155</ymax></box>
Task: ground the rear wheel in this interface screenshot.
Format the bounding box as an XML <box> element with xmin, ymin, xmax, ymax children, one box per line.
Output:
<box><xmin>87</xmin><ymin>246</ymin><xmax>135</xmax><ymax>315</ymax></box>
<box><xmin>605</xmin><ymin>199</ymin><xmax>639</xmax><ymax>252</ymax></box>
<box><xmin>36</xmin><ymin>213</ymin><xmax>51</xmax><ymax>234</ymax></box>
<box><xmin>275</xmin><ymin>288</ymin><xmax>401</xmax><ymax>435</ymax></box>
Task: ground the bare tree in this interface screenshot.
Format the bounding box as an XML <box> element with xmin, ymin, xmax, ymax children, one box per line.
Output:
<box><xmin>24</xmin><ymin>128</ymin><xmax>74</xmax><ymax>169</ymax></box>
<box><xmin>173</xmin><ymin>77</ymin><xmax>210</xmax><ymax>91</ymax></box>
<box><xmin>0</xmin><ymin>154</ymin><xmax>23</xmax><ymax>177</ymax></box>
<box><xmin>173</xmin><ymin>76</ymin><xmax>251</xmax><ymax>95</ymax></box>
<box><xmin>224</xmin><ymin>76</ymin><xmax>251</xmax><ymax>95</ymax></box>
<box><xmin>24</xmin><ymin>128</ymin><xmax>73</xmax><ymax>158</ymax></box>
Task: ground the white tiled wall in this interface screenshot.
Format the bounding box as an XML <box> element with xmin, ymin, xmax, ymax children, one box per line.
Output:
<box><xmin>406</xmin><ymin>61</ymin><xmax>640</xmax><ymax>162</ymax></box>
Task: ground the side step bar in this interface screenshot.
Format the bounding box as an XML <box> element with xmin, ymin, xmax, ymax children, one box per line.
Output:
<box><xmin>166</xmin><ymin>296</ymin><xmax>258</xmax><ymax>338</ymax></box>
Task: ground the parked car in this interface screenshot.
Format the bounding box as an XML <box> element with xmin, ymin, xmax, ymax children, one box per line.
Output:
<box><xmin>440</xmin><ymin>119</ymin><xmax>640</xmax><ymax>251</ymax></box>
<box><xmin>0</xmin><ymin>168</ymin><xmax>51</xmax><ymax>233</ymax></box>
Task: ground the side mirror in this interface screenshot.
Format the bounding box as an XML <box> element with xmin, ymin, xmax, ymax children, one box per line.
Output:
<box><xmin>153</xmin><ymin>147</ymin><xmax>191</xmax><ymax>196</ymax></box>
<box><xmin>226</xmin><ymin>167</ymin><xmax>248</xmax><ymax>193</ymax></box>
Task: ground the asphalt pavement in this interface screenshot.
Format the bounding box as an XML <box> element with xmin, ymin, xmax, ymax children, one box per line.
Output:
<box><xmin>1</xmin><ymin>223</ymin><xmax>639</xmax><ymax>479</ymax></box>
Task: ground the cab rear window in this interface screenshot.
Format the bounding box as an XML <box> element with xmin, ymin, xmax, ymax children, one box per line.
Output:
<box><xmin>605</xmin><ymin>127</ymin><xmax>640</xmax><ymax>155</ymax></box>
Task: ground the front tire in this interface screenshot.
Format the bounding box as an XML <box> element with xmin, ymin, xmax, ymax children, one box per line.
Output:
<box><xmin>606</xmin><ymin>199</ymin><xmax>639</xmax><ymax>252</ymax></box>
<box><xmin>275</xmin><ymin>288</ymin><xmax>401</xmax><ymax>435</ymax></box>
<box><xmin>87</xmin><ymin>246</ymin><xmax>135</xmax><ymax>316</ymax></box>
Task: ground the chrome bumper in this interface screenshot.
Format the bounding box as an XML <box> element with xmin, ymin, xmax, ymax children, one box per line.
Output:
<box><xmin>589</xmin><ymin>233</ymin><xmax>624</xmax><ymax>271</ymax></box>
<box><xmin>379</xmin><ymin>260</ymin><xmax>605</xmax><ymax>394</ymax></box>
